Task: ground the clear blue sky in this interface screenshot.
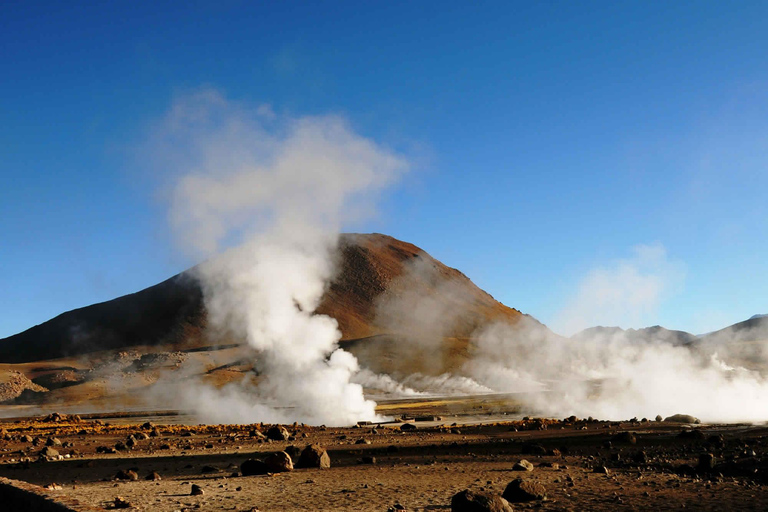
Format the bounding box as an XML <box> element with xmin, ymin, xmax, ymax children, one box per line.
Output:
<box><xmin>2</xmin><ymin>1</ymin><xmax>766</xmax><ymax>338</ymax></box>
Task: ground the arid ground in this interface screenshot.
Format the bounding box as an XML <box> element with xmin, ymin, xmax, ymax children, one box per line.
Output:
<box><xmin>2</xmin><ymin>404</ymin><xmax>768</xmax><ymax>511</ymax></box>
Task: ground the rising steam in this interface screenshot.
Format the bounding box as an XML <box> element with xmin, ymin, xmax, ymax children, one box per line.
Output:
<box><xmin>156</xmin><ymin>89</ymin><xmax>407</xmax><ymax>425</ymax></box>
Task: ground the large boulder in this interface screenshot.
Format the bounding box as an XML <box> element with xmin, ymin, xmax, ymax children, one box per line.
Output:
<box><xmin>264</xmin><ymin>451</ymin><xmax>293</xmax><ymax>473</ymax></box>
<box><xmin>266</xmin><ymin>425</ymin><xmax>290</xmax><ymax>441</ymax></box>
<box><xmin>451</xmin><ymin>489</ymin><xmax>514</xmax><ymax>512</ymax></box>
<box><xmin>502</xmin><ymin>478</ymin><xmax>546</xmax><ymax>502</ymax></box>
<box><xmin>296</xmin><ymin>444</ymin><xmax>330</xmax><ymax>469</ymax></box>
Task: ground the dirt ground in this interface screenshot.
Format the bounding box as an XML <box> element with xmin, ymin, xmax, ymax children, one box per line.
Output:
<box><xmin>2</xmin><ymin>411</ymin><xmax>768</xmax><ymax>511</ymax></box>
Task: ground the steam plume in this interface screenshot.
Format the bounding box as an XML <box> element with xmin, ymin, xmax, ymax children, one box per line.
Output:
<box><xmin>155</xmin><ymin>89</ymin><xmax>407</xmax><ymax>425</ymax></box>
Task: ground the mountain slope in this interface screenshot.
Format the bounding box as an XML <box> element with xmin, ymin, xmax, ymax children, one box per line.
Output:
<box><xmin>0</xmin><ymin>233</ymin><xmax>524</xmax><ymax>364</ymax></box>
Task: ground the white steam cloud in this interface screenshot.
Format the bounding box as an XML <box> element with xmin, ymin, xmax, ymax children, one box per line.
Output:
<box><xmin>156</xmin><ymin>89</ymin><xmax>407</xmax><ymax>425</ymax></box>
<box><xmin>464</xmin><ymin>317</ymin><xmax>768</xmax><ymax>423</ymax></box>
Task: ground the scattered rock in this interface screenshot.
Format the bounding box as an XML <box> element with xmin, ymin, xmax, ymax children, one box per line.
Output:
<box><xmin>361</xmin><ymin>456</ymin><xmax>376</xmax><ymax>464</ymax></box>
<box><xmin>400</xmin><ymin>423</ymin><xmax>417</xmax><ymax>431</ymax></box>
<box><xmin>45</xmin><ymin>437</ymin><xmax>62</xmax><ymax>447</ymax></box>
<box><xmin>655</xmin><ymin>415</ymin><xmax>663</xmax><ymax>422</ymax></box>
<box><xmin>502</xmin><ymin>478</ymin><xmax>547</xmax><ymax>502</ymax></box>
<box><xmin>266</xmin><ymin>425</ymin><xmax>290</xmax><ymax>441</ymax></box>
<box><xmin>146</xmin><ymin>471</ymin><xmax>161</xmax><ymax>481</ymax></box>
<box><xmin>296</xmin><ymin>444</ymin><xmax>331</xmax><ymax>469</ymax></box>
<box><xmin>512</xmin><ymin>459</ymin><xmax>534</xmax><ymax>472</ymax></box>
<box><xmin>113</xmin><ymin>496</ymin><xmax>132</xmax><ymax>509</ymax></box>
<box><xmin>191</xmin><ymin>484</ymin><xmax>204</xmax><ymax>495</ymax></box>
<box><xmin>451</xmin><ymin>489</ymin><xmax>514</xmax><ymax>512</ymax></box>
<box><xmin>44</xmin><ymin>483</ymin><xmax>62</xmax><ymax>490</ymax></box>
<box><xmin>593</xmin><ymin>465</ymin><xmax>610</xmax><ymax>474</ymax></box>
<box><xmin>201</xmin><ymin>465</ymin><xmax>219</xmax><ymax>473</ymax></box>
<box><xmin>264</xmin><ymin>451</ymin><xmax>293</xmax><ymax>473</ymax></box>
<box><xmin>40</xmin><ymin>446</ymin><xmax>59</xmax><ymax>458</ymax></box>
<box><xmin>115</xmin><ymin>469</ymin><xmax>138</xmax><ymax>481</ymax></box>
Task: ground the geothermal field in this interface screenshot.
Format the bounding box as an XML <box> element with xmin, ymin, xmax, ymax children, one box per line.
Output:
<box><xmin>1</xmin><ymin>232</ymin><xmax>768</xmax><ymax>511</ymax></box>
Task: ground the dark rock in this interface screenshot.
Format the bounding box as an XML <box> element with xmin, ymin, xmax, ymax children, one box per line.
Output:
<box><xmin>612</xmin><ymin>432</ymin><xmax>637</xmax><ymax>444</ymax></box>
<box><xmin>113</xmin><ymin>497</ymin><xmax>131</xmax><ymax>509</ymax></box>
<box><xmin>264</xmin><ymin>451</ymin><xmax>293</xmax><ymax>472</ymax></box>
<box><xmin>632</xmin><ymin>451</ymin><xmax>648</xmax><ymax>464</ymax></box>
<box><xmin>593</xmin><ymin>465</ymin><xmax>610</xmax><ymax>474</ymax></box>
<box><xmin>146</xmin><ymin>471</ymin><xmax>161</xmax><ymax>481</ymax></box>
<box><xmin>678</xmin><ymin>429</ymin><xmax>706</xmax><ymax>441</ymax></box>
<box><xmin>451</xmin><ymin>489</ymin><xmax>514</xmax><ymax>512</ymax></box>
<box><xmin>266</xmin><ymin>426</ymin><xmax>290</xmax><ymax>441</ymax></box>
<box><xmin>201</xmin><ymin>465</ymin><xmax>218</xmax><ymax>473</ymax></box>
<box><xmin>115</xmin><ymin>469</ymin><xmax>138</xmax><ymax>481</ymax></box>
<box><xmin>400</xmin><ymin>423</ymin><xmax>417</xmax><ymax>431</ymax></box>
<box><xmin>285</xmin><ymin>445</ymin><xmax>301</xmax><ymax>459</ymax></box>
<box><xmin>296</xmin><ymin>444</ymin><xmax>331</xmax><ymax>469</ymax></box>
<box><xmin>361</xmin><ymin>456</ymin><xmax>376</xmax><ymax>464</ymax></box>
<box><xmin>241</xmin><ymin>459</ymin><xmax>270</xmax><ymax>476</ymax></box>
<box><xmin>697</xmin><ymin>453</ymin><xmax>716</xmax><ymax>472</ymax></box>
<box><xmin>502</xmin><ymin>478</ymin><xmax>547</xmax><ymax>502</ymax></box>
<box><xmin>46</xmin><ymin>437</ymin><xmax>62</xmax><ymax>447</ymax></box>
<box><xmin>191</xmin><ymin>484</ymin><xmax>204</xmax><ymax>495</ymax></box>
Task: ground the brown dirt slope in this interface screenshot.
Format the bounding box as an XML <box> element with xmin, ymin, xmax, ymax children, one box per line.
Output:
<box><xmin>0</xmin><ymin>233</ymin><xmax>524</xmax><ymax>364</ymax></box>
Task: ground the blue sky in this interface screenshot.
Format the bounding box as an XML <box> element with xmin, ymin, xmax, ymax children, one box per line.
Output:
<box><xmin>1</xmin><ymin>1</ymin><xmax>766</xmax><ymax>338</ymax></box>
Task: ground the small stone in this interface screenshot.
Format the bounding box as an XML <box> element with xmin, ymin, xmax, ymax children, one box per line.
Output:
<box><xmin>115</xmin><ymin>469</ymin><xmax>138</xmax><ymax>481</ymax></box>
<box><xmin>191</xmin><ymin>484</ymin><xmax>204</xmax><ymax>495</ymax></box>
<box><xmin>512</xmin><ymin>459</ymin><xmax>534</xmax><ymax>472</ymax></box>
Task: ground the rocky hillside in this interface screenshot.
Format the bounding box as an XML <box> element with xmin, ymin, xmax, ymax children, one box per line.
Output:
<box><xmin>0</xmin><ymin>233</ymin><xmax>524</xmax><ymax>364</ymax></box>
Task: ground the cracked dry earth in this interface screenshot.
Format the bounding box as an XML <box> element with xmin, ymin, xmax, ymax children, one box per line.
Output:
<box><xmin>1</xmin><ymin>414</ymin><xmax>768</xmax><ymax>511</ymax></box>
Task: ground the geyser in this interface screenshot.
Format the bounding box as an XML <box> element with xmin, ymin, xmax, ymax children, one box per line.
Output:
<box><xmin>154</xmin><ymin>89</ymin><xmax>407</xmax><ymax>425</ymax></box>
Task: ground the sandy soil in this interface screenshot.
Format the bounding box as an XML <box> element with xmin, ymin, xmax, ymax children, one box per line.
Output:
<box><xmin>2</xmin><ymin>410</ymin><xmax>768</xmax><ymax>511</ymax></box>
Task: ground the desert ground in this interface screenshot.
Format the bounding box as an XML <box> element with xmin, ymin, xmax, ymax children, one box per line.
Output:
<box><xmin>2</xmin><ymin>403</ymin><xmax>768</xmax><ymax>511</ymax></box>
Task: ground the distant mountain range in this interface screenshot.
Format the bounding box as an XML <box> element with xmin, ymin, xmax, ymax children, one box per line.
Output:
<box><xmin>572</xmin><ymin>316</ymin><xmax>768</xmax><ymax>346</ymax></box>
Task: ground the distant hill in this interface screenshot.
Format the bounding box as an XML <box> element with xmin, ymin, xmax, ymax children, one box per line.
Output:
<box><xmin>571</xmin><ymin>325</ymin><xmax>698</xmax><ymax>346</ymax></box>
<box><xmin>0</xmin><ymin>233</ymin><xmax>525</xmax><ymax>364</ymax></box>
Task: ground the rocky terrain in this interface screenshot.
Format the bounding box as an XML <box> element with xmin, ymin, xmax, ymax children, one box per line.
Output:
<box><xmin>1</xmin><ymin>411</ymin><xmax>768</xmax><ymax>511</ymax></box>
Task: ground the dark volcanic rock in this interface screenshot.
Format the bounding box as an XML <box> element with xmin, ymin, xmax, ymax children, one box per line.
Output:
<box><xmin>502</xmin><ymin>478</ymin><xmax>547</xmax><ymax>502</ymax></box>
<box><xmin>451</xmin><ymin>489</ymin><xmax>514</xmax><ymax>512</ymax></box>
<box><xmin>296</xmin><ymin>444</ymin><xmax>330</xmax><ymax>469</ymax></box>
<box><xmin>400</xmin><ymin>423</ymin><xmax>417</xmax><ymax>431</ymax></box>
<box><xmin>115</xmin><ymin>469</ymin><xmax>138</xmax><ymax>481</ymax></box>
<box><xmin>266</xmin><ymin>426</ymin><xmax>290</xmax><ymax>441</ymax></box>
<box><xmin>241</xmin><ymin>459</ymin><xmax>270</xmax><ymax>476</ymax></box>
<box><xmin>612</xmin><ymin>431</ymin><xmax>637</xmax><ymax>444</ymax></box>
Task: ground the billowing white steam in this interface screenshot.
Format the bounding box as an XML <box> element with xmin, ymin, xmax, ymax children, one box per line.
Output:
<box><xmin>157</xmin><ymin>89</ymin><xmax>407</xmax><ymax>425</ymax></box>
<box><xmin>465</xmin><ymin>318</ymin><xmax>768</xmax><ymax>423</ymax></box>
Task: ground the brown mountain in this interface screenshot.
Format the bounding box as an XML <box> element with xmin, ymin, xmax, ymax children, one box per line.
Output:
<box><xmin>0</xmin><ymin>233</ymin><xmax>525</xmax><ymax>365</ymax></box>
